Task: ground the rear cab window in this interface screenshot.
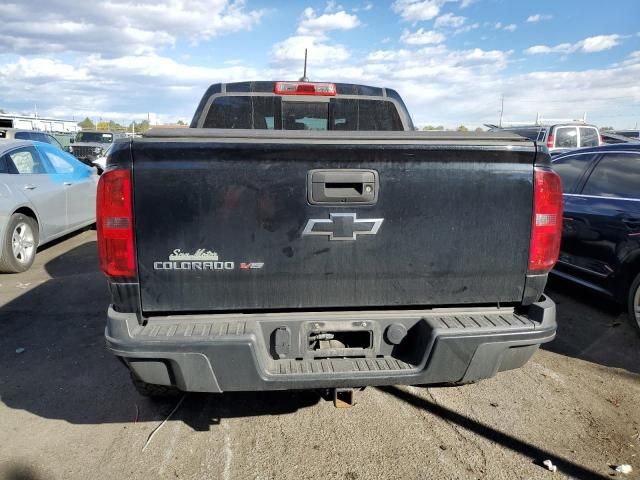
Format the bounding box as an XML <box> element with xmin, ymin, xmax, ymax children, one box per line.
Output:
<box><xmin>203</xmin><ymin>95</ymin><xmax>404</xmax><ymax>131</ymax></box>
<box><xmin>282</xmin><ymin>101</ymin><xmax>327</xmax><ymax>130</ymax></box>
<box><xmin>579</xmin><ymin>127</ymin><xmax>600</xmax><ymax>147</ymax></box>
<box><xmin>331</xmin><ymin>99</ymin><xmax>403</xmax><ymax>130</ymax></box>
<box><xmin>203</xmin><ymin>96</ymin><xmax>281</xmax><ymax>129</ymax></box>
<box><xmin>554</xmin><ymin>127</ymin><xmax>578</xmax><ymax>148</ymax></box>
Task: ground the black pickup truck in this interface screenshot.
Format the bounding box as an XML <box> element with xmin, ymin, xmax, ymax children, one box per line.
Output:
<box><xmin>99</xmin><ymin>81</ymin><xmax>561</xmax><ymax>400</ymax></box>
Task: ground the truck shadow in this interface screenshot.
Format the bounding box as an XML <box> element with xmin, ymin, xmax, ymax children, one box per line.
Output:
<box><xmin>0</xmin><ymin>238</ymin><xmax>319</xmax><ymax>427</ymax></box>
<box><xmin>377</xmin><ymin>386</ymin><xmax>610</xmax><ymax>480</ymax></box>
<box><xmin>543</xmin><ymin>277</ymin><xmax>640</xmax><ymax>375</ymax></box>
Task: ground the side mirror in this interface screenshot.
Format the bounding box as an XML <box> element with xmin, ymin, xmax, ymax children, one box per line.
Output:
<box><xmin>69</xmin><ymin>138</ymin><xmax>75</xmax><ymax>144</ymax></box>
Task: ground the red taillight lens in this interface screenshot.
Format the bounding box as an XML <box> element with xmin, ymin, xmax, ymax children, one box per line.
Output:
<box><xmin>97</xmin><ymin>169</ymin><xmax>135</xmax><ymax>277</ymax></box>
<box><xmin>529</xmin><ymin>167</ymin><xmax>563</xmax><ymax>273</ymax></box>
<box><xmin>274</xmin><ymin>81</ymin><xmax>336</xmax><ymax>96</ymax></box>
<box><xmin>546</xmin><ymin>135</ymin><xmax>554</xmax><ymax>148</ymax></box>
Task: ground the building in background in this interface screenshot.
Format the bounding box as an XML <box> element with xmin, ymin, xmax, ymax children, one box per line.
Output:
<box><xmin>0</xmin><ymin>114</ymin><xmax>80</xmax><ymax>133</ymax></box>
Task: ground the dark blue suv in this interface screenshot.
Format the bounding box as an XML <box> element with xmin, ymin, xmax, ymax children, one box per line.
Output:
<box><xmin>551</xmin><ymin>144</ymin><xmax>640</xmax><ymax>334</ymax></box>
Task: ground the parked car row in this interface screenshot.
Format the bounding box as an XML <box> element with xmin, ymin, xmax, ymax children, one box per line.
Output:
<box><xmin>1</xmin><ymin>127</ymin><xmax>125</xmax><ymax>172</ymax></box>
<box><xmin>600</xmin><ymin>130</ymin><xmax>640</xmax><ymax>145</ymax></box>
<box><xmin>487</xmin><ymin>122</ymin><xmax>639</xmax><ymax>334</ymax></box>
<box><xmin>0</xmin><ymin>127</ymin><xmax>67</xmax><ymax>151</ymax></box>
<box><xmin>0</xmin><ymin>139</ymin><xmax>97</xmax><ymax>273</ymax></box>
<box><xmin>550</xmin><ymin>143</ymin><xmax>640</xmax><ymax>333</ymax></box>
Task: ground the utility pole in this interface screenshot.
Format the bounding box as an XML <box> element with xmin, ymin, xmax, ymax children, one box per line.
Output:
<box><xmin>498</xmin><ymin>94</ymin><xmax>504</xmax><ymax>128</ymax></box>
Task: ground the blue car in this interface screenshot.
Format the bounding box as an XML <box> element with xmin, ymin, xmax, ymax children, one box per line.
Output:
<box><xmin>551</xmin><ymin>144</ymin><xmax>640</xmax><ymax>334</ymax></box>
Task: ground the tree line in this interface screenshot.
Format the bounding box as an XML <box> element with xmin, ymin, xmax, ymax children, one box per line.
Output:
<box><xmin>76</xmin><ymin>117</ymin><xmax>186</xmax><ymax>132</ymax></box>
<box><xmin>422</xmin><ymin>125</ymin><xmax>484</xmax><ymax>132</ymax></box>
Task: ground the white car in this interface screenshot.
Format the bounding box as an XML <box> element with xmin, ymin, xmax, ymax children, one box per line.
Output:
<box><xmin>91</xmin><ymin>144</ymin><xmax>112</xmax><ymax>174</ymax></box>
<box><xmin>0</xmin><ymin>139</ymin><xmax>97</xmax><ymax>272</ymax></box>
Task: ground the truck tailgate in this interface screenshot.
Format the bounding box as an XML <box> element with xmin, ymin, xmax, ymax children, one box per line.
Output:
<box><xmin>132</xmin><ymin>132</ymin><xmax>535</xmax><ymax>313</ymax></box>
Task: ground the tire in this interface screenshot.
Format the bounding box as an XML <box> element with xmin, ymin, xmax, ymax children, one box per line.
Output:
<box><xmin>130</xmin><ymin>372</ymin><xmax>180</xmax><ymax>398</ymax></box>
<box><xmin>0</xmin><ymin>213</ymin><xmax>39</xmax><ymax>273</ymax></box>
<box><xmin>628</xmin><ymin>273</ymin><xmax>640</xmax><ymax>336</ymax></box>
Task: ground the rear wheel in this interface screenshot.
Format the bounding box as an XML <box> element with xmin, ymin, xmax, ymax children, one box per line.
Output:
<box><xmin>0</xmin><ymin>214</ymin><xmax>39</xmax><ymax>273</ymax></box>
<box><xmin>628</xmin><ymin>273</ymin><xmax>640</xmax><ymax>336</ymax></box>
<box><xmin>130</xmin><ymin>372</ymin><xmax>180</xmax><ymax>398</ymax></box>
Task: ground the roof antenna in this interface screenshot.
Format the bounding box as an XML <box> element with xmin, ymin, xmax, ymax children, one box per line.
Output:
<box><xmin>299</xmin><ymin>48</ymin><xmax>309</xmax><ymax>82</ymax></box>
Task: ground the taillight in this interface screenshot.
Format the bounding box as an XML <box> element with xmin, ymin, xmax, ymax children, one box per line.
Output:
<box><xmin>529</xmin><ymin>167</ymin><xmax>563</xmax><ymax>273</ymax></box>
<box><xmin>97</xmin><ymin>169</ymin><xmax>135</xmax><ymax>278</ymax></box>
<box><xmin>546</xmin><ymin>135</ymin><xmax>554</xmax><ymax>148</ymax></box>
<box><xmin>274</xmin><ymin>81</ymin><xmax>336</xmax><ymax>96</ymax></box>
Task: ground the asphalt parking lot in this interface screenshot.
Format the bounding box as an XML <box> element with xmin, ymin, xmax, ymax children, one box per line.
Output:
<box><xmin>0</xmin><ymin>231</ymin><xmax>639</xmax><ymax>480</ymax></box>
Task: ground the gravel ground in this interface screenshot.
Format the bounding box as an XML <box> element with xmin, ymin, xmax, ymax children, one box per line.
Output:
<box><xmin>0</xmin><ymin>231</ymin><xmax>638</xmax><ymax>480</ymax></box>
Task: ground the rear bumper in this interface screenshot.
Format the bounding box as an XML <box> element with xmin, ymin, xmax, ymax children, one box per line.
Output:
<box><xmin>105</xmin><ymin>296</ymin><xmax>556</xmax><ymax>393</ymax></box>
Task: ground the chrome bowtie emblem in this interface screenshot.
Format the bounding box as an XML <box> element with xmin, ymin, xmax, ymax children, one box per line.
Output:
<box><xmin>302</xmin><ymin>213</ymin><xmax>384</xmax><ymax>241</ymax></box>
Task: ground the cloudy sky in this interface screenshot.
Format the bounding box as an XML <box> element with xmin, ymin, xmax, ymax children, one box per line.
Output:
<box><xmin>1</xmin><ymin>0</ymin><xmax>639</xmax><ymax>128</ymax></box>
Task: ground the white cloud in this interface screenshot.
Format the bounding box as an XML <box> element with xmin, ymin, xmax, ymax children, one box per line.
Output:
<box><xmin>367</xmin><ymin>49</ymin><xmax>413</xmax><ymax>62</ymax></box>
<box><xmin>434</xmin><ymin>13</ymin><xmax>466</xmax><ymax>29</ymax></box>
<box><xmin>454</xmin><ymin>22</ymin><xmax>479</xmax><ymax>35</ymax></box>
<box><xmin>324</xmin><ymin>1</ymin><xmax>340</xmax><ymax>13</ymax></box>
<box><xmin>580</xmin><ymin>34</ymin><xmax>622</xmax><ymax>52</ymax></box>
<box><xmin>525</xmin><ymin>44</ymin><xmax>568</xmax><ymax>54</ymax></box>
<box><xmin>460</xmin><ymin>0</ymin><xmax>474</xmax><ymax>7</ymax></box>
<box><xmin>526</xmin><ymin>14</ymin><xmax>552</xmax><ymax>23</ymax></box>
<box><xmin>297</xmin><ymin>7</ymin><xmax>360</xmax><ymax>35</ymax></box>
<box><xmin>0</xmin><ymin>58</ymin><xmax>90</xmax><ymax>82</ymax></box>
<box><xmin>272</xmin><ymin>4</ymin><xmax>359</xmax><ymax>73</ymax></box>
<box><xmin>525</xmin><ymin>34</ymin><xmax>624</xmax><ymax>54</ymax></box>
<box><xmin>490</xmin><ymin>22</ymin><xmax>517</xmax><ymax>32</ymax></box>
<box><xmin>0</xmin><ymin>53</ymin><xmax>259</xmax><ymax>121</ymax></box>
<box><xmin>271</xmin><ymin>35</ymin><xmax>351</xmax><ymax>66</ymax></box>
<box><xmin>393</xmin><ymin>0</ymin><xmax>446</xmax><ymax>22</ymax></box>
<box><xmin>0</xmin><ymin>0</ymin><xmax>265</xmax><ymax>57</ymax></box>
<box><xmin>400</xmin><ymin>28</ymin><xmax>446</xmax><ymax>45</ymax></box>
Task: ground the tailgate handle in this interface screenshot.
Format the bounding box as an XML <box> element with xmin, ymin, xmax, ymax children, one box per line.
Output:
<box><xmin>308</xmin><ymin>169</ymin><xmax>378</xmax><ymax>205</ymax></box>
